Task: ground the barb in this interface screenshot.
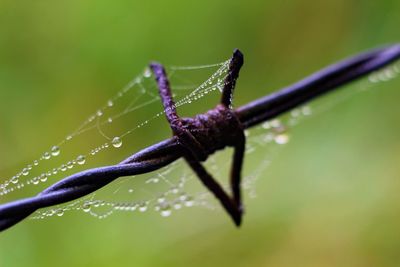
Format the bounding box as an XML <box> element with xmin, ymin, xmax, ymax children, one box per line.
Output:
<box><xmin>151</xmin><ymin>49</ymin><xmax>245</xmax><ymax>226</ymax></box>
<box><xmin>0</xmin><ymin>44</ymin><xmax>399</xmax><ymax>232</ymax></box>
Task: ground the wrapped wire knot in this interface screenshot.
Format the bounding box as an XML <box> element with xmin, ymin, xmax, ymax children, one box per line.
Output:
<box><xmin>179</xmin><ymin>104</ymin><xmax>244</xmax><ymax>161</ymax></box>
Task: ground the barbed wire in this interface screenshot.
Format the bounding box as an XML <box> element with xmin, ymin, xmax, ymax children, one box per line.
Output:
<box><xmin>0</xmin><ymin>44</ymin><xmax>399</xmax><ymax>232</ymax></box>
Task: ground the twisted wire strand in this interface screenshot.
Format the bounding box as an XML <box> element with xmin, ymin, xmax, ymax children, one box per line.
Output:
<box><xmin>0</xmin><ymin>44</ymin><xmax>399</xmax><ymax>232</ymax></box>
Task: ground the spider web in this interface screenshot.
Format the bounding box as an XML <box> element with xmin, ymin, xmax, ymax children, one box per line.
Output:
<box><xmin>0</xmin><ymin>57</ymin><xmax>399</xmax><ymax>222</ymax></box>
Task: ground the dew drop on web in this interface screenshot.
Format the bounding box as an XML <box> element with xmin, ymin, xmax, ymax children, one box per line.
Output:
<box><xmin>51</xmin><ymin>146</ymin><xmax>60</xmax><ymax>156</ymax></box>
<box><xmin>76</xmin><ymin>155</ymin><xmax>86</xmax><ymax>165</ymax></box>
<box><xmin>112</xmin><ymin>137</ymin><xmax>122</xmax><ymax>148</ymax></box>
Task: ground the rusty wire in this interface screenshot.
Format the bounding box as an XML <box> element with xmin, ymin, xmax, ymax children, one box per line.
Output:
<box><xmin>0</xmin><ymin>44</ymin><xmax>399</xmax><ymax>232</ymax></box>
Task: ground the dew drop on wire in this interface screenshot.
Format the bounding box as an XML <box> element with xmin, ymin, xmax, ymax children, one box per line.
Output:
<box><xmin>76</xmin><ymin>155</ymin><xmax>86</xmax><ymax>165</ymax></box>
<box><xmin>51</xmin><ymin>146</ymin><xmax>60</xmax><ymax>156</ymax></box>
<box><xmin>112</xmin><ymin>137</ymin><xmax>122</xmax><ymax>148</ymax></box>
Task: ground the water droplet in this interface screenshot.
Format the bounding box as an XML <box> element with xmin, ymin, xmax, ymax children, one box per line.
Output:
<box><xmin>154</xmin><ymin>204</ymin><xmax>160</xmax><ymax>211</ymax></box>
<box><xmin>143</xmin><ymin>67</ymin><xmax>152</xmax><ymax>78</ymax></box>
<box><xmin>56</xmin><ymin>209</ymin><xmax>64</xmax><ymax>216</ymax></box>
<box><xmin>11</xmin><ymin>176</ymin><xmax>18</xmax><ymax>184</ymax></box>
<box><xmin>170</xmin><ymin>186</ymin><xmax>179</xmax><ymax>194</ymax></box>
<box><xmin>157</xmin><ymin>196</ymin><xmax>166</xmax><ymax>203</ymax></box>
<box><xmin>67</xmin><ymin>161</ymin><xmax>74</xmax><ymax>169</ymax></box>
<box><xmin>301</xmin><ymin>106</ymin><xmax>312</xmax><ymax>116</ymax></box>
<box><xmin>173</xmin><ymin>200</ymin><xmax>182</xmax><ymax>210</ymax></box>
<box><xmin>51</xmin><ymin>146</ymin><xmax>60</xmax><ymax>156</ymax></box>
<box><xmin>107</xmin><ymin>117</ymin><xmax>113</xmax><ymax>123</ymax></box>
<box><xmin>22</xmin><ymin>168</ymin><xmax>29</xmax><ymax>176</ymax></box>
<box><xmin>128</xmin><ymin>188</ymin><xmax>134</xmax><ymax>193</ymax></box>
<box><xmin>270</xmin><ymin>119</ymin><xmax>281</xmax><ymax>128</ymax></box>
<box><xmin>43</xmin><ymin>152</ymin><xmax>51</xmax><ymax>160</ymax></box>
<box><xmin>160</xmin><ymin>203</ymin><xmax>172</xmax><ymax>217</ymax></box>
<box><xmin>76</xmin><ymin>155</ymin><xmax>86</xmax><ymax>165</ymax></box>
<box><xmin>40</xmin><ymin>173</ymin><xmax>47</xmax><ymax>182</ymax></box>
<box><xmin>184</xmin><ymin>196</ymin><xmax>194</xmax><ymax>207</ymax></box>
<box><xmin>369</xmin><ymin>73</ymin><xmax>379</xmax><ymax>83</ymax></box>
<box><xmin>179</xmin><ymin>193</ymin><xmax>188</xmax><ymax>201</ymax></box>
<box><xmin>107</xmin><ymin>100</ymin><xmax>114</xmax><ymax>107</ymax></box>
<box><xmin>274</xmin><ymin>134</ymin><xmax>290</xmax><ymax>144</ymax></box>
<box><xmin>96</xmin><ymin>110</ymin><xmax>103</xmax><ymax>117</ymax></box>
<box><xmin>33</xmin><ymin>160</ymin><xmax>39</xmax><ymax>166</ymax></box>
<box><xmin>32</xmin><ymin>177</ymin><xmax>39</xmax><ymax>185</ymax></box>
<box><xmin>66</xmin><ymin>135</ymin><xmax>73</xmax><ymax>141</ymax></box>
<box><xmin>262</xmin><ymin>122</ymin><xmax>271</xmax><ymax>129</ymax></box>
<box><xmin>249</xmin><ymin>190</ymin><xmax>257</xmax><ymax>199</ymax></box>
<box><xmin>138</xmin><ymin>202</ymin><xmax>148</xmax><ymax>212</ymax></box>
<box><xmin>82</xmin><ymin>202</ymin><xmax>91</xmax><ymax>212</ymax></box>
<box><xmin>291</xmin><ymin>109</ymin><xmax>301</xmax><ymax>118</ymax></box>
<box><xmin>60</xmin><ymin>164</ymin><xmax>67</xmax><ymax>172</ymax></box>
<box><xmin>112</xmin><ymin>137</ymin><xmax>122</xmax><ymax>148</ymax></box>
<box><xmin>47</xmin><ymin>210</ymin><xmax>55</xmax><ymax>216</ymax></box>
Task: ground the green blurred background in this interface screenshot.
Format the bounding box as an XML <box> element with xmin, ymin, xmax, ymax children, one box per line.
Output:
<box><xmin>1</xmin><ymin>0</ymin><xmax>400</xmax><ymax>266</ymax></box>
